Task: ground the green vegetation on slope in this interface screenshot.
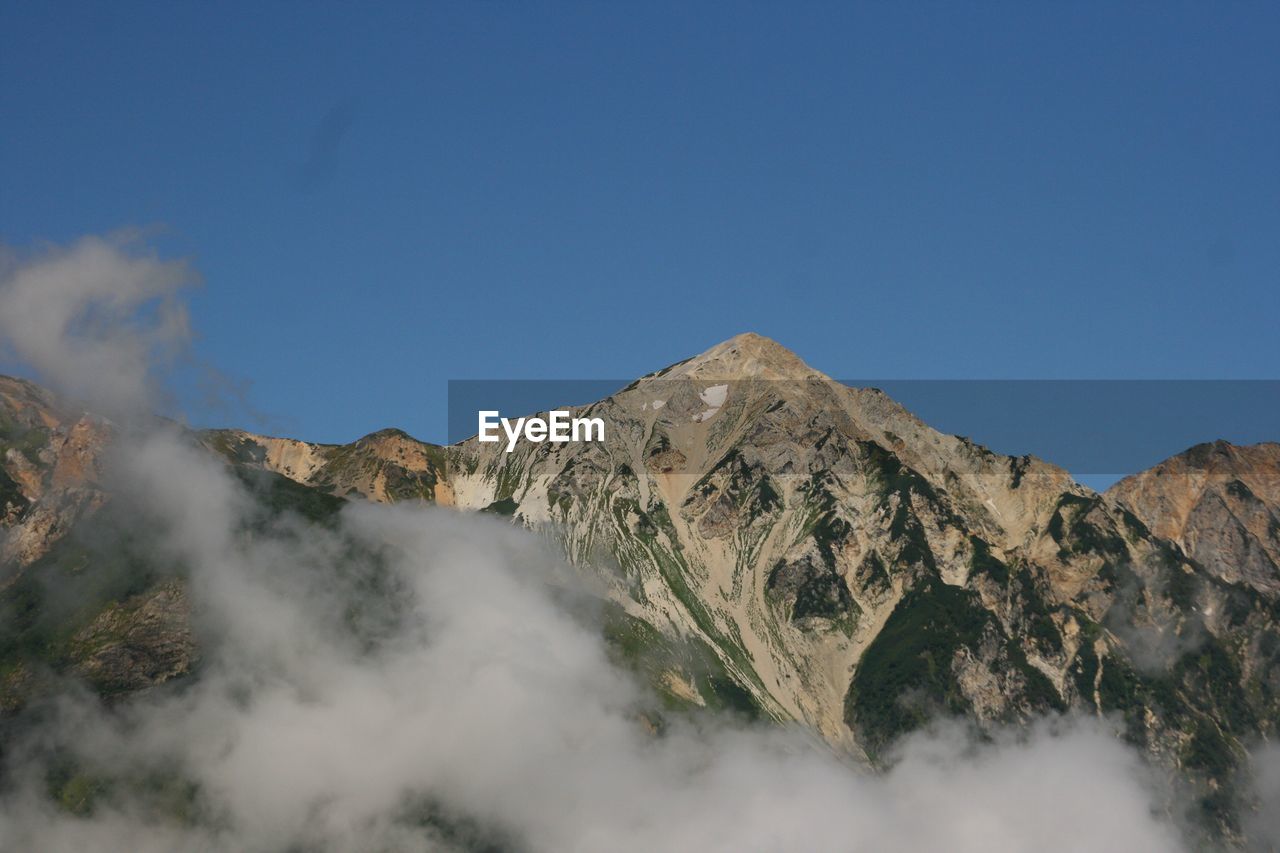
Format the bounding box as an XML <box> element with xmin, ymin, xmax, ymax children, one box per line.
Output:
<box><xmin>845</xmin><ymin>579</ymin><xmax>989</xmax><ymax>753</ymax></box>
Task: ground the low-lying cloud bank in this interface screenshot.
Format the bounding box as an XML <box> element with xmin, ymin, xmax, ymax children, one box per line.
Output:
<box><xmin>0</xmin><ymin>236</ymin><xmax>1259</xmax><ymax>851</ymax></box>
<box><xmin>0</xmin><ymin>448</ymin><xmax>1188</xmax><ymax>852</ymax></box>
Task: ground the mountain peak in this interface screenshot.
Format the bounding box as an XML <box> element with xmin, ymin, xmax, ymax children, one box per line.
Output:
<box><xmin>664</xmin><ymin>333</ymin><xmax>827</xmax><ymax>381</ymax></box>
<box><xmin>1107</xmin><ymin>440</ymin><xmax>1280</xmax><ymax>595</ymax></box>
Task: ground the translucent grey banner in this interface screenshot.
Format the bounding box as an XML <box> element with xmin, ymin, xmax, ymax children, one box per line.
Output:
<box><xmin>447</xmin><ymin>379</ymin><xmax>1280</xmax><ymax>485</ymax></box>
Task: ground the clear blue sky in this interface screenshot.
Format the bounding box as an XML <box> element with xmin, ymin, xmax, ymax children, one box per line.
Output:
<box><xmin>2</xmin><ymin>2</ymin><xmax>1277</xmax><ymax>447</ymax></box>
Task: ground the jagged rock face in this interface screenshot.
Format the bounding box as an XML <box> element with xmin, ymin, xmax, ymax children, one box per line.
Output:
<box><xmin>0</xmin><ymin>376</ymin><xmax>113</xmax><ymax>581</ymax></box>
<box><xmin>1108</xmin><ymin>441</ymin><xmax>1280</xmax><ymax>597</ymax></box>
<box><xmin>434</xmin><ymin>340</ymin><xmax>1093</xmax><ymax>750</ymax></box>
<box><xmin>68</xmin><ymin>580</ymin><xmax>196</xmax><ymax>695</ymax></box>
<box><xmin>460</xmin><ymin>340</ymin><xmax>1280</xmax><ymax>791</ymax></box>
<box><xmin>8</xmin><ymin>335</ymin><xmax>1280</xmax><ymax>839</ymax></box>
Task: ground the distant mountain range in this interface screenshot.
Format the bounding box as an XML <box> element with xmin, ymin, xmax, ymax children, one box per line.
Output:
<box><xmin>3</xmin><ymin>333</ymin><xmax>1278</xmax><ymax>842</ymax></box>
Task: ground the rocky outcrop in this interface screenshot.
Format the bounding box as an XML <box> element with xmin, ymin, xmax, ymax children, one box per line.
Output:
<box><xmin>0</xmin><ymin>375</ymin><xmax>111</xmax><ymax>581</ymax></box>
<box><xmin>1108</xmin><ymin>440</ymin><xmax>1280</xmax><ymax>596</ymax></box>
<box><xmin>68</xmin><ymin>580</ymin><xmax>196</xmax><ymax>695</ymax></box>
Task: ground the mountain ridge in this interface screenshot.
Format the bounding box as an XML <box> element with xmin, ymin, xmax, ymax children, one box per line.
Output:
<box><xmin>195</xmin><ymin>337</ymin><xmax>1280</xmax><ymax>785</ymax></box>
<box><xmin>3</xmin><ymin>335</ymin><xmax>1279</xmax><ymax>841</ymax></box>
<box><xmin>1108</xmin><ymin>440</ymin><xmax>1280</xmax><ymax>597</ymax></box>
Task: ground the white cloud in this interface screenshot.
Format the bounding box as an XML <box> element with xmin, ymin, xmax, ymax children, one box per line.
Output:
<box><xmin>1244</xmin><ymin>743</ymin><xmax>1280</xmax><ymax>848</ymax></box>
<box><xmin>0</xmin><ymin>234</ymin><xmax>193</xmax><ymax>418</ymax></box>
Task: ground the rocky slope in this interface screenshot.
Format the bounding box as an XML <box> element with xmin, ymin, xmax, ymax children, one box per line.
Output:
<box><xmin>3</xmin><ymin>336</ymin><xmax>1279</xmax><ymax>839</ymax></box>
<box><xmin>1108</xmin><ymin>440</ymin><xmax>1280</xmax><ymax>598</ymax></box>
<box><xmin>0</xmin><ymin>375</ymin><xmax>110</xmax><ymax>576</ymax></box>
<box><xmin>0</xmin><ymin>376</ymin><xmax>198</xmax><ymax>712</ymax></box>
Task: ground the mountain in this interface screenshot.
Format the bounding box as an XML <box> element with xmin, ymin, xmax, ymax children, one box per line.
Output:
<box><xmin>0</xmin><ymin>375</ymin><xmax>110</xmax><ymax>572</ymax></box>
<box><xmin>0</xmin><ymin>375</ymin><xmax>197</xmax><ymax>707</ymax></box>
<box><xmin>3</xmin><ymin>335</ymin><xmax>1280</xmax><ymax>839</ymax></box>
<box><xmin>1108</xmin><ymin>440</ymin><xmax>1280</xmax><ymax>597</ymax></box>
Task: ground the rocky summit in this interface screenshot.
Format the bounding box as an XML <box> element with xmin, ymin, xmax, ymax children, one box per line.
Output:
<box><xmin>3</xmin><ymin>334</ymin><xmax>1279</xmax><ymax>841</ymax></box>
<box><xmin>1109</xmin><ymin>440</ymin><xmax>1280</xmax><ymax>598</ymax></box>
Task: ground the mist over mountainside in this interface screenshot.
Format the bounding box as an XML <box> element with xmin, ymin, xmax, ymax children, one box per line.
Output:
<box><xmin>4</xmin><ymin>331</ymin><xmax>1280</xmax><ymax>847</ymax></box>
<box><xmin>4</xmin><ymin>0</ymin><xmax>1277</xmax><ymax>846</ymax></box>
<box><xmin>1</xmin><ymin>240</ymin><xmax>1279</xmax><ymax>850</ymax></box>
<box><xmin>205</xmin><ymin>335</ymin><xmax>1280</xmax><ymax>774</ymax></box>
